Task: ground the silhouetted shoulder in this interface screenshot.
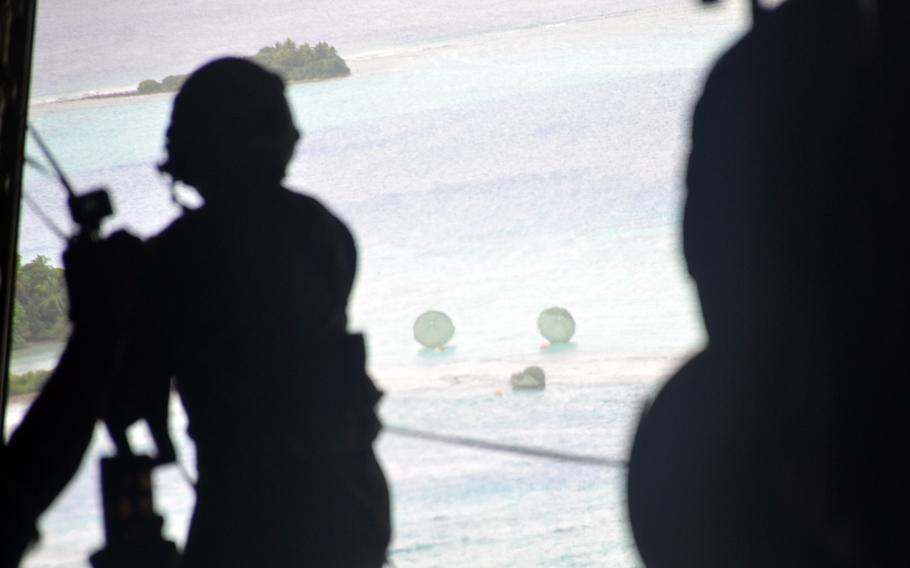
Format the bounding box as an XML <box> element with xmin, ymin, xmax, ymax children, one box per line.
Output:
<box><xmin>149</xmin><ymin>189</ymin><xmax>354</xmax><ymax>279</ymax></box>
<box><xmin>138</xmin><ymin>187</ymin><xmax>358</xmax><ymax>371</ymax></box>
<box><xmin>285</xmin><ymin>189</ymin><xmax>358</xmax><ymax>271</ymax></box>
<box><xmin>153</xmin><ymin>188</ymin><xmax>348</xmax><ymax>245</ymax></box>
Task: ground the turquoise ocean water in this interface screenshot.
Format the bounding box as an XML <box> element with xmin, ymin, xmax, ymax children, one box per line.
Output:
<box><xmin>11</xmin><ymin>1</ymin><xmax>747</xmax><ymax>565</ymax></box>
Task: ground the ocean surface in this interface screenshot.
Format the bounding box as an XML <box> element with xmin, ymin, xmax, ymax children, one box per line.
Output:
<box><xmin>10</xmin><ymin>1</ymin><xmax>747</xmax><ymax>566</ymax></box>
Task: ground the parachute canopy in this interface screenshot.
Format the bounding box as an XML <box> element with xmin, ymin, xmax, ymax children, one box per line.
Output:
<box><xmin>537</xmin><ymin>307</ymin><xmax>575</xmax><ymax>343</ymax></box>
<box><xmin>413</xmin><ymin>310</ymin><xmax>455</xmax><ymax>348</ymax></box>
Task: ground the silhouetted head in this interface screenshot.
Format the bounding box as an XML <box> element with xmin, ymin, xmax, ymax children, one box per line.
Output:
<box><xmin>681</xmin><ymin>0</ymin><xmax>907</xmax><ymax>355</ymax></box>
<box><xmin>159</xmin><ymin>57</ymin><xmax>300</xmax><ymax>201</ymax></box>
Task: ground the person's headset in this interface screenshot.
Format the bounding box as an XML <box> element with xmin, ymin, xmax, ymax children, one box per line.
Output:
<box><xmin>157</xmin><ymin>57</ymin><xmax>301</xmax><ymax>194</ymax></box>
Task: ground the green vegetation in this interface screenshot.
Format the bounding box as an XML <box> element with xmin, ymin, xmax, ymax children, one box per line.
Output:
<box><xmin>137</xmin><ymin>74</ymin><xmax>186</xmax><ymax>94</ymax></box>
<box><xmin>136</xmin><ymin>39</ymin><xmax>350</xmax><ymax>94</ymax></box>
<box><xmin>9</xmin><ymin>369</ymin><xmax>51</xmax><ymax>397</ymax></box>
<box><xmin>252</xmin><ymin>39</ymin><xmax>350</xmax><ymax>81</ymax></box>
<box><xmin>13</xmin><ymin>256</ymin><xmax>69</xmax><ymax>348</ymax></box>
<box><xmin>7</xmin><ymin>256</ymin><xmax>66</xmax><ymax>396</ymax></box>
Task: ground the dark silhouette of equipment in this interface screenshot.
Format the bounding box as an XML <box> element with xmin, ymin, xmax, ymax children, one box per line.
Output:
<box><xmin>28</xmin><ymin>125</ymin><xmax>175</xmax><ymax>459</ymax></box>
<box><xmin>28</xmin><ymin>128</ymin><xmax>112</xmax><ymax>240</ymax></box>
<box><xmin>89</xmin><ymin>456</ymin><xmax>179</xmax><ymax>568</ymax></box>
<box><xmin>28</xmin><ymin>128</ymin><xmax>180</xmax><ymax>567</ymax></box>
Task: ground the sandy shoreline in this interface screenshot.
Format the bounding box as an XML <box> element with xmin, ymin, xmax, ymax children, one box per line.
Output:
<box><xmin>30</xmin><ymin>73</ymin><xmax>353</xmax><ymax>109</ymax></box>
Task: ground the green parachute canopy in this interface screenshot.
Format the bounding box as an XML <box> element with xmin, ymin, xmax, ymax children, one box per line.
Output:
<box><xmin>413</xmin><ymin>310</ymin><xmax>455</xmax><ymax>348</ymax></box>
<box><xmin>537</xmin><ymin>307</ymin><xmax>575</xmax><ymax>343</ymax></box>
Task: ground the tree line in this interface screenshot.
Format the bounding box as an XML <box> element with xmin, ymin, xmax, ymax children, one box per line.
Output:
<box><xmin>8</xmin><ymin>257</ymin><xmax>66</xmax><ymax>396</ymax></box>
<box><xmin>137</xmin><ymin>39</ymin><xmax>350</xmax><ymax>95</ymax></box>
<box><xmin>13</xmin><ymin>255</ymin><xmax>69</xmax><ymax>348</ymax></box>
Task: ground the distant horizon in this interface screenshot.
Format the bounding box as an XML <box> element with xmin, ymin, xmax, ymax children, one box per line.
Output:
<box><xmin>29</xmin><ymin>0</ymin><xmax>740</xmax><ymax>99</ymax></box>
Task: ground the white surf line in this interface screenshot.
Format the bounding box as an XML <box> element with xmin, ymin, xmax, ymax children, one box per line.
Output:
<box><xmin>343</xmin><ymin>7</ymin><xmax>653</xmax><ymax>66</ymax></box>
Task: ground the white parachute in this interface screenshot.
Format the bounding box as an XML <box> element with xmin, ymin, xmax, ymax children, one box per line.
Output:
<box><xmin>413</xmin><ymin>310</ymin><xmax>455</xmax><ymax>349</ymax></box>
<box><xmin>537</xmin><ymin>307</ymin><xmax>575</xmax><ymax>343</ymax></box>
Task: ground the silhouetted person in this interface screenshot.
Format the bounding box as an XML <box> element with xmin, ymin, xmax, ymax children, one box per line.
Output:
<box><xmin>133</xmin><ymin>57</ymin><xmax>390</xmax><ymax>567</ymax></box>
<box><xmin>628</xmin><ymin>1</ymin><xmax>908</xmax><ymax>566</ymax></box>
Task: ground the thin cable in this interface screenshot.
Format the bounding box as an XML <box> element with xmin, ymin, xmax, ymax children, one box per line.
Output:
<box><xmin>24</xmin><ymin>155</ymin><xmax>51</xmax><ymax>177</ymax></box>
<box><xmin>21</xmin><ymin>192</ymin><xmax>67</xmax><ymax>241</ymax></box>
<box><xmin>385</xmin><ymin>425</ymin><xmax>627</xmax><ymax>468</ymax></box>
<box><xmin>22</xmin><ymin>156</ymin><xmax>69</xmax><ymax>240</ymax></box>
<box><xmin>27</xmin><ymin>125</ymin><xmax>77</xmax><ymax>198</ymax></box>
<box><xmin>175</xmin><ymin>460</ymin><xmax>197</xmax><ymax>491</ymax></box>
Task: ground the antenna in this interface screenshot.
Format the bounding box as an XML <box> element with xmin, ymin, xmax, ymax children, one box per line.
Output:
<box><xmin>26</xmin><ymin>125</ymin><xmax>113</xmax><ymax>239</ymax></box>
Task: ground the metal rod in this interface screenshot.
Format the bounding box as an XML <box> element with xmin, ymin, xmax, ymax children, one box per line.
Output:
<box><xmin>21</xmin><ymin>192</ymin><xmax>67</xmax><ymax>241</ymax></box>
<box><xmin>385</xmin><ymin>425</ymin><xmax>628</xmax><ymax>468</ymax></box>
<box><xmin>27</xmin><ymin>126</ymin><xmax>77</xmax><ymax>198</ymax></box>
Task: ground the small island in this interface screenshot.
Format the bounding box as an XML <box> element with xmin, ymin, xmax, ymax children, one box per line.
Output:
<box><xmin>136</xmin><ymin>39</ymin><xmax>351</xmax><ymax>95</ymax></box>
